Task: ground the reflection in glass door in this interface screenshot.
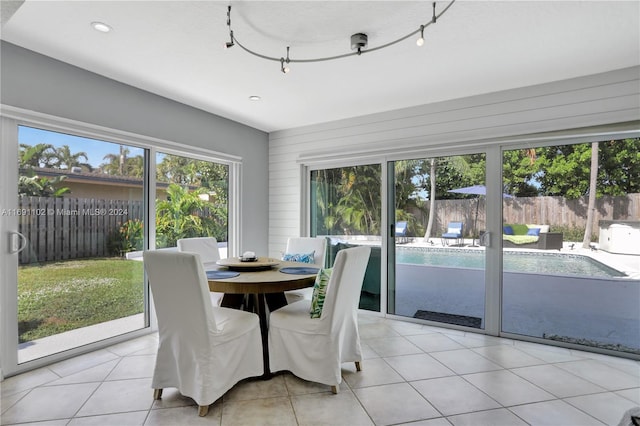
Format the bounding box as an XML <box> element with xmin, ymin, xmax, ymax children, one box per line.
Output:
<box><xmin>16</xmin><ymin>125</ymin><xmax>148</xmax><ymax>364</ymax></box>
<box><xmin>310</xmin><ymin>164</ymin><xmax>381</xmax><ymax>311</ymax></box>
<box><xmin>390</xmin><ymin>154</ymin><xmax>487</xmax><ymax>329</ymax></box>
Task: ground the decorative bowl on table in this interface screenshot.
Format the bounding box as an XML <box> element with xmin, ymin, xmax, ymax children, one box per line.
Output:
<box><xmin>240</xmin><ymin>251</ymin><xmax>258</xmax><ymax>262</ymax></box>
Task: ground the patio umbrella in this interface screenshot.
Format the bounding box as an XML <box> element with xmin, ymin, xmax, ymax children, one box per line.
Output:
<box><xmin>447</xmin><ymin>185</ymin><xmax>512</xmax><ymax>246</ymax></box>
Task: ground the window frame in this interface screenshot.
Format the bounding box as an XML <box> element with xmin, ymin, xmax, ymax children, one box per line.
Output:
<box><xmin>0</xmin><ymin>106</ymin><xmax>242</xmax><ymax>377</ymax></box>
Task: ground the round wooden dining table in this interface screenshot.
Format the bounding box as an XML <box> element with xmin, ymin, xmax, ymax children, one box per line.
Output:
<box><xmin>207</xmin><ymin>258</ymin><xmax>318</xmax><ymax>378</ymax></box>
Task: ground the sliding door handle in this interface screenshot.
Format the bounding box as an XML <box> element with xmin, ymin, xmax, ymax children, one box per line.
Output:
<box><xmin>8</xmin><ymin>231</ymin><xmax>27</xmax><ymax>254</ymax></box>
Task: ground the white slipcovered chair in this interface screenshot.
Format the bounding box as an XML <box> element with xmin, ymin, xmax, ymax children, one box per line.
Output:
<box><xmin>268</xmin><ymin>246</ymin><xmax>371</xmax><ymax>393</ymax></box>
<box><xmin>282</xmin><ymin>236</ymin><xmax>328</xmax><ymax>303</ymax></box>
<box><xmin>143</xmin><ymin>251</ymin><xmax>263</xmax><ymax>416</ymax></box>
<box><xmin>177</xmin><ymin>237</ymin><xmax>224</xmax><ymax>306</ymax></box>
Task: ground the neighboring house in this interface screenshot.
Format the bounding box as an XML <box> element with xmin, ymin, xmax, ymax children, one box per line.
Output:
<box><xmin>29</xmin><ymin>167</ymin><xmax>176</xmax><ymax>201</ymax></box>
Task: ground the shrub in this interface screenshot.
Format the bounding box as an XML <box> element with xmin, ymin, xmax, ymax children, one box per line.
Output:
<box><xmin>109</xmin><ymin>219</ymin><xmax>144</xmax><ymax>255</ymax></box>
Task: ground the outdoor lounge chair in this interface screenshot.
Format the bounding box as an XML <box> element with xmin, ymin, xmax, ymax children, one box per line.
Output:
<box><xmin>441</xmin><ymin>222</ymin><xmax>464</xmax><ymax>246</ymax></box>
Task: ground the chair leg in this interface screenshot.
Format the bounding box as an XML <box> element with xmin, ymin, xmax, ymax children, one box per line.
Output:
<box><xmin>198</xmin><ymin>405</ymin><xmax>209</xmax><ymax>417</ymax></box>
<box><xmin>153</xmin><ymin>389</ymin><xmax>163</xmax><ymax>400</ymax></box>
<box><xmin>355</xmin><ymin>361</ymin><xmax>362</xmax><ymax>371</ymax></box>
<box><xmin>331</xmin><ymin>385</ymin><xmax>338</xmax><ymax>394</ymax></box>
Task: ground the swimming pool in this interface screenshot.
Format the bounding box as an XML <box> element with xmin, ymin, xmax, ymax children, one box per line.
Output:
<box><xmin>396</xmin><ymin>247</ymin><xmax>626</xmax><ymax>278</ymax></box>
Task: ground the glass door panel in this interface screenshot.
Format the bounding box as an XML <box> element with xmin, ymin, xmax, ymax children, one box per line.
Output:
<box><xmin>154</xmin><ymin>152</ymin><xmax>229</xmax><ymax>258</ymax></box>
<box><xmin>501</xmin><ymin>139</ymin><xmax>640</xmax><ymax>355</ymax></box>
<box><xmin>16</xmin><ymin>125</ymin><xmax>147</xmax><ymax>363</ymax></box>
<box><xmin>390</xmin><ymin>154</ymin><xmax>487</xmax><ymax>329</ymax></box>
<box><xmin>310</xmin><ymin>164</ymin><xmax>381</xmax><ymax>311</ymax></box>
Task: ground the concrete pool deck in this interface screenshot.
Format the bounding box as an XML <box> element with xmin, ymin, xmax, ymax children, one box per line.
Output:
<box><xmin>392</xmin><ymin>238</ymin><xmax>640</xmax><ymax>354</ymax></box>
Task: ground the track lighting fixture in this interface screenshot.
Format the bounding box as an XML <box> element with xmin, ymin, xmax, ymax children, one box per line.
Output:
<box><xmin>224</xmin><ymin>1</ymin><xmax>455</xmax><ymax>74</ymax></box>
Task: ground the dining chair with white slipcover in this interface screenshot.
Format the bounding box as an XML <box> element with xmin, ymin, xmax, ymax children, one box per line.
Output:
<box><xmin>143</xmin><ymin>251</ymin><xmax>263</xmax><ymax>416</ymax></box>
<box><xmin>282</xmin><ymin>236</ymin><xmax>328</xmax><ymax>303</ymax></box>
<box><xmin>177</xmin><ymin>237</ymin><xmax>221</xmax><ymax>267</ymax></box>
<box><xmin>177</xmin><ymin>237</ymin><xmax>224</xmax><ymax>306</ymax></box>
<box><xmin>268</xmin><ymin>245</ymin><xmax>371</xmax><ymax>393</ymax></box>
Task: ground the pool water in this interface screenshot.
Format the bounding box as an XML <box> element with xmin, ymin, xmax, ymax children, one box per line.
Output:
<box><xmin>396</xmin><ymin>247</ymin><xmax>626</xmax><ymax>278</ymax></box>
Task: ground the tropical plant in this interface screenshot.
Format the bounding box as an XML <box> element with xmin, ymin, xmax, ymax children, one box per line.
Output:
<box><xmin>111</xmin><ymin>219</ymin><xmax>144</xmax><ymax>254</ymax></box>
<box><xmin>19</xmin><ymin>143</ymin><xmax>56</xmax><ymax>169</ymax></box>
<box><xmin>155</xmin><ymin>183</ymin><xmax>227</xmax><ymax>248</ymax></box>
<box><xmin>18</xmin><ymin>173</ymin><xmax>70</xmax><ymax>197</ymax></box>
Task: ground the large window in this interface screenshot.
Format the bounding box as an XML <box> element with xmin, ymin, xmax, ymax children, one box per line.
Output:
<box><xmin>501</xmin><ymin>138</ymin><xmax>640</xmax><ymax>355</ymax></box>
<box><xmin>154</xmin><ymin>151</ymin><xmax>229</xmax><ymax>253</ymax></box>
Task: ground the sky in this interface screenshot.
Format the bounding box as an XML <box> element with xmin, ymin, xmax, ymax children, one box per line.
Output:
<box><xmin>18</xmin><ymin>125</ymin><xmax>145</xmax><ymax>168</ymax></box>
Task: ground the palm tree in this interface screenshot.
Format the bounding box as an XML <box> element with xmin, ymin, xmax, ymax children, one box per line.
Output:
<box><xmin>583</xmin><ymin>141</ymin><xmax>599</xmax><ymax>248</ymax></box>
<box><xmin>423</xmin><ymin>158</ymin><xmax>437</xmax><ymax>241</ymax></box>
<box><xmin>101</xmin><ymin>147</ymin><xmax>130</xmax><ymax>175</ymax></box>
<box><xmin>19</xmin><ymin>143</ymin><xmax>56</xmax><ymax>169</ymax></box>
<box><xmin>53</xmin><ymin>145</ymin><xmax>90</xmax><ymax>171</ymax></box>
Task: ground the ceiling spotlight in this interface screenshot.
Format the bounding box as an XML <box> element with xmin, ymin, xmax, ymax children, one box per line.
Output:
<box><xmin>416</xmin><ymin>25</ymin><xmax>425</xmax><ymax>46</ymax></box>
<box><xmin>91</xmin><ymin>21</ymin><xmax>112</xmax><ymax>33</ymax></box>
<box><xmin>248</xmin><ymin>95</ymin><xmax>261</xmax><ymax>101</ymax></box>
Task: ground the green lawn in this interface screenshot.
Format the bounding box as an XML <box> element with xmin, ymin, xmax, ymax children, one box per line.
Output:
<box><xmin>18</xmin><ymin>257</ymin><xmax>144</xmax><ymax>342</ymax></box>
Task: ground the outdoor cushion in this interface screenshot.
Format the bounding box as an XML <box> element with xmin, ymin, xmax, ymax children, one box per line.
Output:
<box><xmin>527</xmin><ymin>224</ymin><xmax>550</xmax><ymax>233</ymax></box>
<box><xmin>527</xmin><ymin>227</ymin><xmax>541</xmax><ymax>236</ymax></box>
<box><xmin>503</xmin><ymin>235</ymin><xmax>539</xmax><ymax>245</ymax></box>
<box><xmin>310</xmin><ymin>268</ymin><xmax>332</xmax><ymax>318</ymax></box>
<box><xmin>503</xmin><ymin>225</ymin><xmax>514</xmax><ymax>235</ymax></box>
<box><xmin>282</xmin><ymin>251</ymin><xmax>315</xmax><ymax>264</ymax></box>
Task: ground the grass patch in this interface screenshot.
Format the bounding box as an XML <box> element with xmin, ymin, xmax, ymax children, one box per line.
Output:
<box><xmin>18</xmin><ymin>257</ymin><xmax>144</xmax><ymax>342</ymax></box>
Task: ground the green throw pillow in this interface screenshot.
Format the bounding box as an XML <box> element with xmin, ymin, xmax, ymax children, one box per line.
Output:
<box><xmin>309</xmin><ymin>268</ymin><xmax>332</xmax><ymax>318</ymax></box>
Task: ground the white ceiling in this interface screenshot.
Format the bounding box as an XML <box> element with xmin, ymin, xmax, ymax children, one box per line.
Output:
<box><xmin>1</xmin><ymin>1</ymin><xmax>639</xmax><ymax>133</ymax></box>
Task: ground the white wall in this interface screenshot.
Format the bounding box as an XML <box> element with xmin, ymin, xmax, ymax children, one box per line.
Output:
<box><xmin>1</xmin><ymin>41</ymin><xmax>270</xmax><ymax>255</ymax></box>
<box><xmin>268</xmin><ymin>66</ymin><xmax>640</xmax><ymax>257</ymax></box>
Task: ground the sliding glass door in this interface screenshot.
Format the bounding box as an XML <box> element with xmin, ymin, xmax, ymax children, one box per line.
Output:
<box><xmin>310</xmin><ymin>164</ymin><xmax>381</xmax><ymax>311</ymax></box>
<box><xmin>14</xmin><ymin>125</ymin><xmax>148</xmax><ymax>364</ymax></box>
<box><xmin>389</xmin><ymin>154</ymin><xmax>488</xmax><ymax>329</ymax></box>
<box><xmin>501</xmin><ymin>138</ymin><xmax>640</xmax><ymax>355</ymax></box>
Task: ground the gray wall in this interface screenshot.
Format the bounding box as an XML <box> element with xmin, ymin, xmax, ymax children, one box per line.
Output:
<box><xmin>1</xmin><ymin>41</ymin><xmax>269</xmax><ymax>255</ymax></box>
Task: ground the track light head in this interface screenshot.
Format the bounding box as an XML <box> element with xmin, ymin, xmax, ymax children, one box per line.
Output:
<box><xmin>281</xmin><ymin>47</ymin><xmax>291</xmax><ymax>73</ymax></box>
<box><xmin>417</xmin><ymin>25</ymin><xmax>425</xmax><ymax>46</ymax></box>
<box><xmin>224</xmin><ymin>30</ymin><xmax>234</xmax><ymax>49</ymax></box>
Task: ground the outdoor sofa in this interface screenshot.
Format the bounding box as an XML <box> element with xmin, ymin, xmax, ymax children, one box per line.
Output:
<box><xmin>502</xmin><ymin>224</ymin><xmax>563</xmax><ymax>250</ymax></box>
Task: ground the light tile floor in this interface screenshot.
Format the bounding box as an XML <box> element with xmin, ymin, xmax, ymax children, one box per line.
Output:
<box><xmin>2</xmin><ymin>314</ymin><xmax>639</xmax><ymax>425</ymax></box>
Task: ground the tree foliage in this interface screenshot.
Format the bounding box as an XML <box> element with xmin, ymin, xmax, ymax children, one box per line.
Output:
<box><xmin>155</xmin><ymin>184</ymin><xmax>227</xmax><ymax>248</ymax></box>
<box><xmin>19</xmin><ymin>143</ymin><xmax>71</xmax><ymax>197</ymax></box>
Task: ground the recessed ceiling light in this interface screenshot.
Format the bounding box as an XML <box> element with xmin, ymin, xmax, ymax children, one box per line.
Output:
<box><xmin>248</xmin><ymin>96</ymin><xmax>261</xmax><ymax>101</ymax></box>
<box><xmin>91</xmin><ymin>22</ymin><xmax>112</xmax><ymax>33</ymax></box>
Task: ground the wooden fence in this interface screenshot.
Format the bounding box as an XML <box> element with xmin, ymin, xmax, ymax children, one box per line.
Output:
<box><xmin>415</xmin><ymin>193</ymin><xmax>640</xmax><ymax>239</ymax></box>
<box><xmin>18</xmin><ymin>197</ymin><xmax>143</xmax><ymax>264</ymax></box>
